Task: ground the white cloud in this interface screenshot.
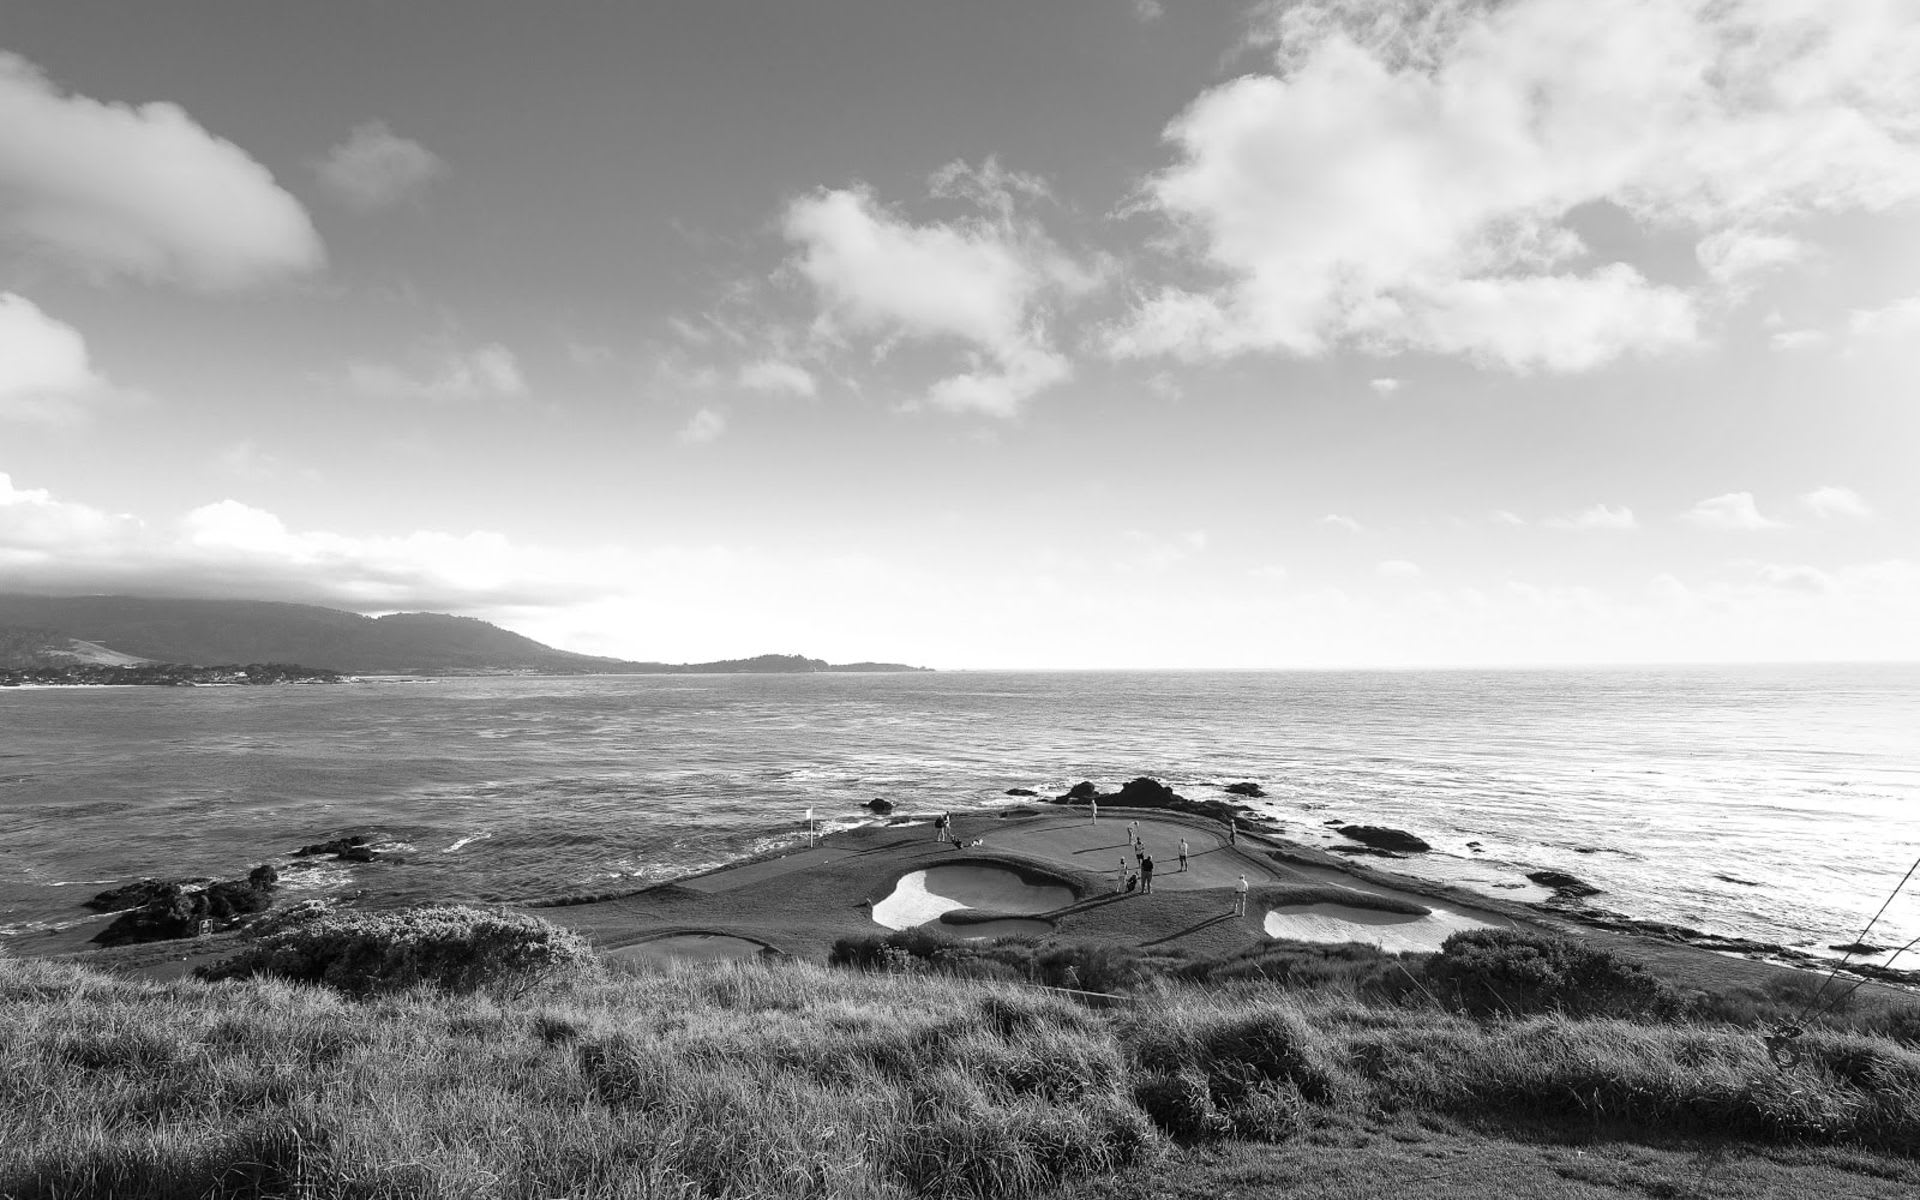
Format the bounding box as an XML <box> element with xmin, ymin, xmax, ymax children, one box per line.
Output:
<box><xmin>1376</xmin><ymin>559</ymin><xmax>1422</xmax><ymax>579</ymax></box>
<box><xmin>0</xmin><ymin>292</ymin><xmax>109</xmax><ymax>424</ymax></box>
<box><xmin>1543</xmin><ymin>503</ymin><xmax>1637</xmax><ymax>531</ymax></box>
<box><xmin>1133</xmin><ymin>0</ymin><xmax>1165</xmax><ymax>23</ymax></box>
<box><xmin>1322</xmin><ymin>513</ymin><xmax>1363</xmax><ymax>533</ymax></box>
<box><xmin>1802</xmin><ymin>485</ymin><xmax>1874</xmax><ymax>520</ymax></box>
<box><xmin>346</xmin><ymin>343</ymin><xmax>526</xmax><ymax>402</ymax></box>
<box><xmin>1490</xmin><ymin>509</ymin><xmax>1527</xmax><ymax>526</ymax></box>
<box><xmin>677</xmin><ymin>408</ymin><xmax>726</xmax><ymax>445</ymax></box>
<box><xmin>0</xmin><ymin>52</ymin><xmax>322</xmax><ymax>289</ymax></box>
<box><xmin>315</xmin><ymin>121</ymin><xmax>445</xmax><ymax>211</ymax></box>
<box><xmin>1112</xmin><ymin>0</ymin><xmax>1920</xmax><ymax>371</ymax></box>
<box><xmin>1848</xmin><ymin>295</ymin><xmax>1920</xmax><ymax>342</ymax></box>
<box><xmin>1696</xmin><ymin>228</ymin><xmax>1807</xmax><ymax>291</ymax></box>
<box><xmin>782</xmin><ymin>161</ymin><xmax>1088</xmax><ymax>416</ymax></box>
<box><xmin>1368</xmin><ymin>377</ymin><xmax>1401</xmax><ymax>394</ymax></box>
<box><xmin>1770</xmin><ymin>328</ymin><xmax>1832</xmax><ymax>352</ymax></box>
<box><xmin>737</xmin><ymin>359</ymin><xmax>817</xmax><ymax>397</ymax></box>
<box><xmin>1684</xmin><ymin>491</ymin><xmax>1784</xmax><ymax>531</ymax></box>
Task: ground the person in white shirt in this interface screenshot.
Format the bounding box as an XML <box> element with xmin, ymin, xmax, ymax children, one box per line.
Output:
<box><xmin>1233</xmin><ymin>874</ymin><xmax>1249</xmax><ymax>916</ymax></box>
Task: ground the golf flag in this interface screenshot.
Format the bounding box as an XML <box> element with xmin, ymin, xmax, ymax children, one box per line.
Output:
<box><xmin>805</xmin><ymin>806</ymin><xmax>814</xmax><ymax>822</ymax></box>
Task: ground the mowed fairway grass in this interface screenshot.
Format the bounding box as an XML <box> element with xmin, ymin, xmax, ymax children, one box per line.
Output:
<box><xmin>4</xmin><ymin>939</ymin><xmax>1919</xmax><ymax>1200</ymax></box>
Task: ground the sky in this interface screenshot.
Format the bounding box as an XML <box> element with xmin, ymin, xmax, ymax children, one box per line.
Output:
<box><xmin>2</xmin><ymin>0</ymin><xmax>1917</xmax><ymax>669</ymax></box>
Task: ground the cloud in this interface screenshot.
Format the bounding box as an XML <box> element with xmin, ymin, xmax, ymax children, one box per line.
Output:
<box><xmin>1133</xmin><ymin>0</ymin><xmax>1166</xmax><ymax>23</ymax></box>
<box><xmin>0</xmin><ymin>52</ymin><xmax>322</xmax><ymax>289</ymax></box>
<box><xmin>1110</xmin><ymin>0</ymin><xmax>1920</xmax><ymax>371</ymax></box>
<box><xmin>346</xmin><ymin>343</ymin><xmax>526</xmax><ymax>402</ymax></box>
<box><xmin>1368</xmin><ymin>377</ymin><xmax>1401</xmax><ymax>394</ymax></box>
<box><xmin>677</xmin><ymin>408</ymin><xmax>726</xmax><ymax>445</ymax></box>
<box><xmin>781</xmin><ymin>160</ymin><xmax>1090</xmax><ymax>416</ymax></box>
<box><xmin>1695</xmin><ymin>228</ymin><xmax>1808</xmax><ymax>292</ymax></box>
<box><xmin>1802</xmin><ymin>485</ymin><xmax>1873</xmax><ymax>520</ymax></box>
<box><xmin>1848</xmin><ymin>295</ymin><xmax>1920</xmax><ymax>343</ymax></box>
<box><xmin>1489</xmin><ymin>509</ymin><xmax>1527</xmax><ymax>526</ymax></box>
<box><xmin>737</xmin><ymin>359</ymin><xmax>817</xmax><ymax>397</ymax></box>
<box><xmin>0</xmin><ymin>292</ymin><xmax>111</xmax><ymax>424</ymax></box>
<box><xmin>1770</xmin><ymin>328</ymin><xmax>1832</xmax><ymax>352</ymax></box>
<box><xmin>1376</xmin><ymin>559</ymin><xmax>1422</xmax><ymax>579</ymax></box>
<box><xmin>1543</xmin><ymin>503</ymin><xmax>1637</xmax><ymax>531</ymax></box>
<box><xmin>1322</xmin><ymin>513</ymin><xmax>1363</xmax><ymax>533</ymax></box>
<box><xmin>314</xmin><ymin>121</ymin><xmax>446</xmax><ymax>211</ymax></box>
<box><xmin>1683</xmin><ymin>491</ymin><xmax>1784</xmax><ymax>531</ymax></box>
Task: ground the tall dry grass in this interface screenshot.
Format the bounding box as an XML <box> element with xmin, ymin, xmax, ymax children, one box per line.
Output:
<box><xmin>4</xmin><ymin>942</ymin><xmax>1917</xmax><ymax>1198</ymax></box>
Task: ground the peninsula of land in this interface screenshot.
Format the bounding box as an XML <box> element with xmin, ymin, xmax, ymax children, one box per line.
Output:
<box><xmin>0</xmin><ymin>593</ymin><xmax>927</xmax><ymax>676</ymax></box>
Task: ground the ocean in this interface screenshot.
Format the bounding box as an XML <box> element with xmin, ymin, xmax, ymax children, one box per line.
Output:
<box><xmin>3</xmin><ymin>664</ymin><xmax>1915</xmax><ymax>968</ymax></box>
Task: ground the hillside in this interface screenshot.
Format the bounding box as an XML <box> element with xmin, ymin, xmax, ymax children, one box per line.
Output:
<box><xmin>0</xmin><ymin>595</ymin><xmax>927</xmax><ymax>675</ymax></box>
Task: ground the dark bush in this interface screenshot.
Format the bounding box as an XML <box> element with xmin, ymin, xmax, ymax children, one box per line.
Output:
<box><xmin>1424</xmin><ymin>928</ymin><xmax>1678</xmax><ymax>1019</ymax></box>
<box><xmin>1133</xmin><ymin>1069</ymin><xmax>1231</xmax><ymax>1144</ymax></box>
<box><xmin>195</xmin><ymin>905</ymin><xmax>591</xmax><ymax>996</ymax></box>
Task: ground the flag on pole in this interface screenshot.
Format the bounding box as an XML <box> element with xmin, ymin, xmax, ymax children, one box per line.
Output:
<box><xmin>805</xmin><ymin>806</ymin><xmax>814</xmax><ymax>822</ymax></box>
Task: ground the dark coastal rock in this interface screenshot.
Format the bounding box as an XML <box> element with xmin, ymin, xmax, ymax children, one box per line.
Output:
<box><xmin>1466</xmin><ymin>841</ymin><xmax>1484</xmax><ymax>852</ymax></box>
<box><xmin>1527</xmin><ymin>870</ymin><xmax>1603</xmax><ymax>901</ymax></box>
<box><xmin>1831</xmin><ymin>942</ymin><xmax>1886</xmax><ymax>955</ymax></box>
<box><xmin>866</xmin><ymin>797</ymin><xmax>896</xmax><ymax>814</ymax></box>
<box><xmin>1329</xmin><ymin>845</ymin><xmax>1406</xmax><ymax>860</ymax></box>
<box><xmin>1223</xmin><ymin>782</ymin><xmax>1266</xmax><ymax>798</ymax></box>
<box><xmin>1060</xmin><ymin>781</ymin><xmax>1098</xmax><ymax>803</ymax></box>
<box><xmin>91</xmin><ymin>864</ymin><xmax>279</xmax><ymax>947</ymax></box>
<box><xmin>295</xmin><ymin>834</ymin><xmax>371</xmax><ymax>857</ymax></box>
<box><xmin>1322</xmin><ymin>819</ymin><xmax>1345</xmax><ymax>827</ymax></box>
<box><xmin>1337</xmin><ymin>825</ymin><xmax>1431</xmax><ymax>854</ymax></box>
<box><xmin>1114</xmin><ymin>777</ymin><xmax>1179</xmax><ymax>807</ymax></box>
<box><xmin>1003</xmin><ymin>788</ymin><xmax>1037</xmax><ymax>798</ymax></box>
<box><xmin>1714</xmin><ymin>873</ymin><xmax>1761</xmax><ymax>887</ymax></box>
<box><xmin>85</xmin><ymin>877</ymin><xmax>212</xmax><ymax>913</ymax></box>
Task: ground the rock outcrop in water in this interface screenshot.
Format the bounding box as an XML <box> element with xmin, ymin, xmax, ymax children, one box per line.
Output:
<box><xmin>1223</xmin><ymin>782</ymin><xmax>1266</xmax><ymax>798</ymax></box>
<box><xmin>1050</xmin><ymin>776</ymin><xmax>1251</xmax><ymax>827</ymax></box>
<box><xmin>1337</xmin><ymin>825</ymin><xmax>1431</xmax><ymax>854</ymax></box>
<box><xmin>90</xmin><ymin>865</ymin><xmax>280</xmax><ymax>946</ymax></box>
<box><xmin>1528</xmin><ymin>870</ymin><xmax>1603</xmax><ymax>902</ymax></box>
<box><xmin>294</xmin><ymin>834</ymin><xmax>403</xmax><ymax>863</ymax></box>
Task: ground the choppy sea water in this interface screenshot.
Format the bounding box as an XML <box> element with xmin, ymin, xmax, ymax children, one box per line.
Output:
<box><xmin>2</xmin><ymin>665</ymin><xmax>1915</xmax><ymax>968</ymax></box>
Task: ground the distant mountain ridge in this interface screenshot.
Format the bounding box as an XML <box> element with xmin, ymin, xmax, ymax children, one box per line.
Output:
<box><xmin>0</xmin><ymin>595</ymin><xmax>928</xmax><ymax>675</ymax></box>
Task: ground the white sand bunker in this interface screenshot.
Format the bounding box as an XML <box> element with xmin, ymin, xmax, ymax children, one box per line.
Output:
<box><xmin>612</xmin><ymin>933</ymin><xmax>770</xmax><ymax>964</ymax></box>
<box><xmin>1264</xmin><ymin>901</ymin><xmax>1498</xmax><ymax>953</ymax></box>
<box><xmin>872</xmin><ymin>864</ymin><xmax>1073</xmax><ymax>931</ymax></box>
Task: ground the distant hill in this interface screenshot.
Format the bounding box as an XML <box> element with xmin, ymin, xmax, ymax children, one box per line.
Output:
<box><xmin>0</xmin><ymin>595</ymin><xmax>927</xmax><ymax>675</ymax></box>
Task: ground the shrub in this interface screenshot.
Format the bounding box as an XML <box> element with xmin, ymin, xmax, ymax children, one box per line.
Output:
<box><xmin>195</xmin><ymin>905</ymin><xmax>592</xmax><ymax>996</ymax></box>
<box><xmin>1124</xmin><ymin>1004</ymin><xmax>1340</xmax><ymax>1143</ymax></box>
<box><xmin>1424</xmin><ymin>928</ymin><xmax>1678</xmax><ymax>1019</ymax></box>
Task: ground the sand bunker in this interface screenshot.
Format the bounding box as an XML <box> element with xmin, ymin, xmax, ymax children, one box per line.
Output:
<box><xmin>872</xmin><ymin>864</ymin><xmax>1073</xmax><ymax>931</ymax></box>
<box><xmin>611</xmin><ymin>933</ymin><xmax>771</xmax><ymax>964</ymax></box>
<box><xmin>1264</xmin><ymin>901</ymin><xmax>1499</xmax><ymax>953</ymax></box>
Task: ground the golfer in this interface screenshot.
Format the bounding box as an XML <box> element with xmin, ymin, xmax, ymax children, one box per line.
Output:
<box><xmin>1128</xmin><ymin>819</ymin><xmax>1139</xmax><ymax>847</ymax></box>
<box><xmin>1089</xmin><ymin>795</ymin><xmax>1098</xmax><ymax>824</ymax></box>
<box><xmin>1233</xmin><ymin>873</ymin><xmax>1249</xmax><ymax>916</ymax></box>
<box><xmin>1178</xmin><ymin>838</ymin><xmax>1189</xmax><ymax>871</ymax></box>
<box><xmin>1141</xmin><ymin>852</ymin><xmax>1155</xmax><ymax>894</ymax></box>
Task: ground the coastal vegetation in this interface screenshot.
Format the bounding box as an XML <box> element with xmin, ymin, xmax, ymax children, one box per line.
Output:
<box><xmin>5</xmin><ymin>914</ymin><xmax>1916</xmax><ymax>1199</ymax></box>
<box><xmin>0</xmin><ymin>662</ymin><xmax>342</xmax><ymax>687</ymax></box>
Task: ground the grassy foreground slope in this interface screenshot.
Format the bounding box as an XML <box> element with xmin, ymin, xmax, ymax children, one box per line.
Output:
<box><xmin>5</xmin><ymin>940</ymin><xmax>1919</xmax><ymax>1200</ymax></box>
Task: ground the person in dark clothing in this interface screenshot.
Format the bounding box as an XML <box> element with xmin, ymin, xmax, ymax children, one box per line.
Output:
<box><xmin>1140</xmin><ymin>853</ymin><xmax>1155</xmax><ymax>894</ymax></box>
